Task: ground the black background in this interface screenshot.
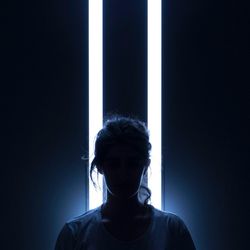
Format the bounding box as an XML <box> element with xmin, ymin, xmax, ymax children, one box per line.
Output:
<box><xmin>2</xmin><ymin>0</ymin><xmax>249</xmax><ymax>249</ymax></box>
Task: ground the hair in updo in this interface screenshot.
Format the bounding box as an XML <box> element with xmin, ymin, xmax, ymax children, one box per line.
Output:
<box><xmin>89</xmin><ymin>114</ymin><xmax>152</xmax><ymax>206</ymax></box>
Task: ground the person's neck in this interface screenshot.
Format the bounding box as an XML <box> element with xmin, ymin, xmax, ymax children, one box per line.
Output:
<box><xmin>101</xmin><ymin>194</ymin><xmax>146</xmax><ymax>221</ymax></box>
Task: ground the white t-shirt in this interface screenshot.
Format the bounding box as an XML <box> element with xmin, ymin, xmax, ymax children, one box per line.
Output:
<box><xmin>55</xmin><ymin>204</ymin><xmax>196</xmax><ymax>250</ymax></box>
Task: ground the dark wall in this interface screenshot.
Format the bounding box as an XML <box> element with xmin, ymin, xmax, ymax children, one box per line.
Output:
<box><xmin>162</xmin><ymin>1</ymin><xmax>249</xmax><ymax>250</ymax></box>
<box><xmin>2</xmin><ymin>1</ymin><xmax>89</xmax><ymax>249</ymax></box>
<box><xmin>103</xmin><ymin>0</ymin><xmax>147</xmax><ymax>119</ymax></box>
<box><xmin>2</xmin><ymin>0</ymin><xmax>249</xmax><ymax>249</ymax></box>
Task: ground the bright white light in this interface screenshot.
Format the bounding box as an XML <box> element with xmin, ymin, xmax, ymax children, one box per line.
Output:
<box><xmin>147</xmin><ymin>0</ymin><xmax>162</xmax><ymax>210</ymax></box>
<box><xmin>89</xmin><ymin>0</ymin><xmax>103</xmax><ymax>210</ymax></box>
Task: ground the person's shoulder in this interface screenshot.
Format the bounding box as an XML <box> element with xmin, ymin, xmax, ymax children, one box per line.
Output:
<box><xmin>151</xmin><ymin>207</ymin><xmax>196</xmax><ymax>249</ymax></box>
<box><xmin>151</xmin><ymin>206</ymin><xmax>190</xmax><ymax>234</ymax></box>
<box><xmin>65</xmin><ymin>206</ymin><xmax>101</xmax><ymax>233</ymax></box>
<box><xmin>151</xmin><ymin>206</ymin><xmax>182</xmax><ymax>221</ymax></box>
<box><xmin>55</xmin><ymin>206</ymin><xmax>101</xmax><ymax>249</ymax></box>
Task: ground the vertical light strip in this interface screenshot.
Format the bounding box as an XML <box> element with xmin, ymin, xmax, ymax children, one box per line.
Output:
<box><xmin>89</xmin><ymin>0</ymin><xmax>103</xmax><ymax>210</ymax></box>
<box><xmin>147</xmin><ymin>0</ymin><xmax>162</xmax><ymax>210</ymax></box>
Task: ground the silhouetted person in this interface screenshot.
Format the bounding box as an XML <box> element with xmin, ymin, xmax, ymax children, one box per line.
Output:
<box><xmin>55</xmin><ymin>115</ymin><xmax>196</xmax><ymax>250</ymax></box>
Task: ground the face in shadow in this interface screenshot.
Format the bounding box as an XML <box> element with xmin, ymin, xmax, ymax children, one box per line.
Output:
<box><xmin>98</xmin><ymin>143</ymin><xmax>150</xmax><ymax>201</ymax></box>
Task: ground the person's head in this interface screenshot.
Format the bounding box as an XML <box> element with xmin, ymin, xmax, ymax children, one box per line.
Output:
<box><xmin>89</xmin><ymin>115</ymin><xmax>152</xmax><ymax>206</ymax></box>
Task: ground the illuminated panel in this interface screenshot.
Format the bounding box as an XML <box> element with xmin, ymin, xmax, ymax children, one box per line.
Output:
<box><xmin>147</xmin><ymin>0</ymin><xmax>162</xmax><ymax>210</ymax></box>
<box><xmin>88</xmin><ymin>0</ymin><xmax>103</xmax><ymax>210</ymax></box>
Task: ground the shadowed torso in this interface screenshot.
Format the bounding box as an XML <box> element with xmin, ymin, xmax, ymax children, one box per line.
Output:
<box><xmin>100</xmin><ymin>205</ymin><xmax>152</xmax><ymax>241</ymax></box>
